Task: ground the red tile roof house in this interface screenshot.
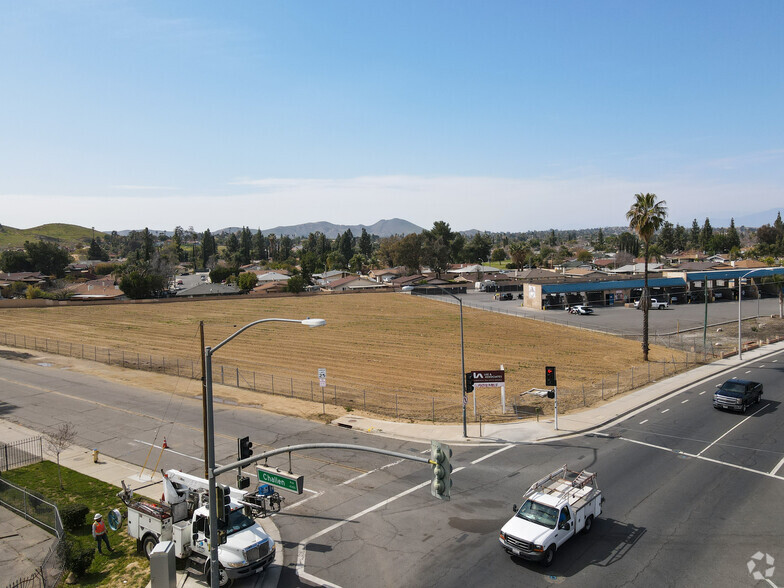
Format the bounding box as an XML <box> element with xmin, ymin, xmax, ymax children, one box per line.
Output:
<box><xmin>67</xmin><ymin>278</ymin><xmax>125</xmax><ymax>300</ymax></box>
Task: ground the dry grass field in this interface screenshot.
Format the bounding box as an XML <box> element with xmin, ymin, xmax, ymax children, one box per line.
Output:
<box><xmin>0</xmin><ymin>292</ymin><xmax>690</xmax><ymax>420</ymax></box>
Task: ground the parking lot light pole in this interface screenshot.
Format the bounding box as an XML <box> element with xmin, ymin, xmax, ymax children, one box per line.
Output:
<box><xmin>205</xmin><ymin>317</ymin><xmax>325</xmax><ymax>588</ymax></box>
<box><xmin>738</xmin><ymin>269</ymin><xmax>765</xmax><ymax>361</ymax></box>
<box><xmin>428</xmin><ymin>285</ymin><xmax>467</xmax><ymax>438</ymax></box>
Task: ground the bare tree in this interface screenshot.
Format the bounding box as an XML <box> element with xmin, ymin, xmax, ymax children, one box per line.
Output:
<box><xmin>44</xmin><ymin>422</ymin><xmax>77</xmax><ymax>489</ymax></box>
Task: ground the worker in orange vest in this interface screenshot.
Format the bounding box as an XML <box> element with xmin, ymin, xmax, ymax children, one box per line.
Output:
<box><xmin>92</xmin><ymin>513</ymin><xmax>113</xmax><ymax>554</ymax></box>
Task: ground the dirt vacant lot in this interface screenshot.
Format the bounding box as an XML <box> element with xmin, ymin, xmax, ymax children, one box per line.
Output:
<box><xmin>0</xmin><ymin>292</ymin><xmax>689</xmax><ymax>419</ymax></box>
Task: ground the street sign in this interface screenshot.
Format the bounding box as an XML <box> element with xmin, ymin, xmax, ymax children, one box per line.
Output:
<box><xmin>318</xmin><ymin>367</ymin><xmax>326</xmax><ymax>388</ymax></box>
<box><xmin>257</xmin><ymin>466</ymin><xmax>304</xmax><ymax>494</ymax></box>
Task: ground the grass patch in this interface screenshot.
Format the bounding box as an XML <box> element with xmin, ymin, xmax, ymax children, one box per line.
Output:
<box><xmin>3</xmin><ymin>461</ymin><xmax>149</xmax><ymax>587</ymax></box>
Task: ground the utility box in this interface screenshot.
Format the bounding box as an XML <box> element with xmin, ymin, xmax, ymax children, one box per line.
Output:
<box><xmin>149</xmin><ymin>540</ymin><xmax>176</xmax><ymax>588</ymax></box>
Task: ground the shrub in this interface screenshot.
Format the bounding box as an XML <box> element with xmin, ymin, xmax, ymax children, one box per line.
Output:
<box><xmin>60</xmin><ymin>503</ymin><xmax>89</xmax><ymax>533</ymax></box>
<box><xmin>57</xmin><ymin>538</ymin><xmax>95</xmax><ymax>577</ymax></box>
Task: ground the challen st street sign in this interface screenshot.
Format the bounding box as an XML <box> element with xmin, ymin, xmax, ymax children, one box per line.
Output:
<box><xmin>257</xmin><ymin>466</ymin><xmax>304</xmax><ymax>494</ymax></box>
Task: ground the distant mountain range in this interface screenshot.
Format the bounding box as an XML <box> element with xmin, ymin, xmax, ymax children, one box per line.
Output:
<box><xmin>116</xmin><ymin>218</ymin><xmax>426</xmax><ymax>238</ymax></box>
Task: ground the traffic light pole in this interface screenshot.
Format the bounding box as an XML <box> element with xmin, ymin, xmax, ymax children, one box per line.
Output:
<box><xmin>553</xmin><ymin>385</ymin><xmax>558</xmax><ymax>431</ymax></box>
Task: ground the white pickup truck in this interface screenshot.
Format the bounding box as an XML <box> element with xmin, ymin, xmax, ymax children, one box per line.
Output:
<box><xmin>117</xmin><ymin>470</ymin><xmax>275</xmax><ymax>587</ymax></box>
<box><xmin>499</xmin><ymin>465</ymin><xmax>604</xmax><ymax>567</ymax></box>
<box><xmin>634</xmin><ymin>297</ymin><xmax>668</xmax><ymax>310</ymax></box>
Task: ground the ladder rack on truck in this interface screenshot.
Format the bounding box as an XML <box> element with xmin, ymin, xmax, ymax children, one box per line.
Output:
<box><xmin>526</xmin><ymin>465</ymin><xmax>599</xmax><ymax>510</ymax></box>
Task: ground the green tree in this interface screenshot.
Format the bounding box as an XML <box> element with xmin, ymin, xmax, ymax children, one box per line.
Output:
<box><xmin>225</xmin><ymin>233</ymin><xmax>240</xmax><ymax>261</ymax></box>
<box><xmin>87</xmin><ymin>238</ymin><xmax>109</xmax><ymax>261</ymax></box>
<box><xmin>490</xmin><ymin>247</ymin><xmax>506</xmax><ymax>263</ymax></box>
<box><xmin>595</xmin><ymin>227</ymin><xmax>605</xmax><ymax>250</ymax></box>
<box><xmin>509</xmin><ymin>242</ymin><xmax>530</xmax><ymax>269</ymax></box>
<box><xmin>253</xmin><ymin>229</ymin><xmax>267</xmax><ymax>261</ymax></box>
<box><xmin>358</xmin><ymin>228</ymin><xmax>373</xmax><ymax>258</ymax></box>
<box><xmin>617</xmin><ymin>232</ymin><xmax>640</xmax><ymax>257</ymax></box>
<box><xmin>339</xmin><ymin>229</ymin><xmax>354</xmax><ymax>264</ymax></box>
<box><xmin>141</xmin><ymin>228</ymin><xmax>154</xmax><ymax>261</ymax></box>
<box><xmin>396</xmin><ymin>233</ymin><xmax>423</xmax><ymax>275</ymax></box>
<box><xmin>377</xmin><ymin>236</ymin><xmax>401</xmax><ymax>268</ymax></box>
<box><xmin>119</xmin><ymin>267</ymin><xmax>167</xmax><ymax>299</ymax></box>
<box><xmin>657</xmin><ymin>221</ymin><xmax>675</xmax><ymax>254</ymax></box>
<box><xmin>700</xmin><ymin>218</ymin><xmax>713</xmax><ymax>251</ymax></box>
<box><xmin>673</xmin><ymin>224</ymin><xmax>687</xmax><ymax>251</ymax></box>
<box><xmin>236</xmin><ymin>272</ymin><xmax>258</xmax><ymax>292</ymax></box>
<box><xmin>209</xmin><ymin>265</ymin><xmax>235</xmax><ymax>284</ymax></box>
<box><xmin>627</xmin><ymin>192</ymin><xmax>668</xmax><ymax>361</ymax></box>
<box><xmin>0</xmin><ymin>249</ymin><xmax>32</xmax><ymax>272</ymax></box>
<box><xmin>239</xmin><ymin>227</ymin><xmax>253</xmax><ymax>265</ymax></box>
<box><xmin>690</xmin><ymin>219</ymin><xmax>700</xmax><ymax>249</ymax></box>
<box><xmin>201</xmin><ymin>229</ymin><xmax>216</xmax><ymax>269</ymax></box>
<box><xmin>172</xmin><ymin>226</ymin><xmax>185</xmax><ymax>261</ymax></box>
<box><xmin>463</xmin><ymin>233</ymin><xmax>493</xmax><ymax>263</ymax></box>
<box><xmin>24</xmin><ymin>241</ymin><xmax>70</xmax><ymax>277</ymax></box>
<box><xmin>726</xmin><ymin>218</ymin><xmax>741</xmax><ymax>252</ymax></box>
<box><xmin>286</xmin><ymin>273</ymin><xmax>306</xmax><ymax>293</ymax></box>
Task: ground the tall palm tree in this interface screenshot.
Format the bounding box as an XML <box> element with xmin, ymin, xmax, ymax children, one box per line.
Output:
<box><xmin>627</xmin><ymin>193</ymin><xmax>668</xmax><ymax>361</ymax></box>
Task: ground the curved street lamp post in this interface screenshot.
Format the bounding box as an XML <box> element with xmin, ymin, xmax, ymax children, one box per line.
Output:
<box><xmin>205</xmin><ymin>318</ymin><xmax>325</xmax><ymax>587</ymax></box>
<box><xmin>738</xmin><ymin>269</ymin><xmax>766</xmax><ymax>361</ymax></box>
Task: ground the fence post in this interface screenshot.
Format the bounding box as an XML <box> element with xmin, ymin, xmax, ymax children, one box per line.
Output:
<box><xmin>617</xmin><ymin>373</ymin><xmax>620</xmax><ymax>396</ymax></box>
<box><xmin>631</xmin><ymin>366</ymin><xmax>634</xmax><ymax>389</ymax></box>
<box><xmin>601</xmin><ymin>378</ymin><xmax>604</xmax><ymax>400</ymax></box>
<box><xmin>272</xmin><ymin>375</ymin><xmax>274</xmax><ymax>394</ymax></box>
<box><xmin>122</xmin><ymin>350</ymin><xmax>125</xmax><ymax>367</ymax></box>
<box><xmin>582</xmin><ymin>384</ymin><xmax>586</xmax><ymax>407</ymax></box>
<box><xmin>191</xmin><ymin>361</ymin><xmax>194</xmax><ymax>378</ymax></box>
<box><xmin>311</xmin><ymin>381</ymin><xmax>313</xmax><ymax>401</ymax></box>
<box><xmin>220</xmin><ymin>365</ymin><xmax>223</xmax><ymax>384</ymax></box>
<box><xmin>236</xmin><ymin>368</ymin><xmax>240</xmax><ymax>388</ymax></box>
<box><xmin>253</xmin><ymin>372</ymin><xmax>256</xmax><ymax>390</ymax></box>
<box><xmin>334</xmin><ymin>384</ymin><xmax>337</xmax><ymax>404</ymax></box>
<box><xmin>364</xmin><ymin>390</ymin><xmax>367</xmax><ymax>411</ymax></box>
<box><xmin>137</xmin><ymin>353</ymin><xmax>140</xmax><ymax>370</ymax></box>
<box><xmin>291</xmin><ymin>378</ymin><xmax>293</xmax><ymax>397</ymax></box>
<box><xmin>108</xmin><ymin>350</ymin><xmax>110</xmax><ymax>365</ymax></box>
<box><xmin>163</xmin><ymin>356</ymin><xmax>166</xmax><ymax>374</ymax></box>
<box><xmin>395</xmin><ymin>394</ymin><xmax>398</xmax><ymax>418</ymax></box>
<box><xmin>432</xmin><ymin>397</ymin><xmax>435</xmax><ymax>423</ymax></box>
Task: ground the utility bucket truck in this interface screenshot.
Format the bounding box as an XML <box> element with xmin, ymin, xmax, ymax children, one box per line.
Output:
<box><xmin>499</xmin><ymin>465</ymin><xmax>604</xmax><ymax>567</ymax></box>
<box><xmin>117</xmin><ymin>469</ymin><xmax>275</xmax><ymax>587</ymax></box>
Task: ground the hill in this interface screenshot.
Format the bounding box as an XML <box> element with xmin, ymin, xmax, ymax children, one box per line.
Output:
<box><xmin>223</xmin><ymin>218</ymin><xmax>425</xmax><ymax>238</ymax></box>
<box><xmin>0</xmin><ymin>223</ymin><xmax>101</xmax><ymax>249</ymax></box>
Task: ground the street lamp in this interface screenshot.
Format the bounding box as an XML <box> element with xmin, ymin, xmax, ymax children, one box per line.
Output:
<box><xmin>421</xmin><ymin>284</ymin><xmax>467</xmax><ymax>438</ymax></box>
<box><xmin>737</xmin><ymin>269</ymin><xmax>766</xmax><ymax>361</ymax></box>
<box><xmin>205</xmin><ymin>317</ymin><xmax>325</xmax><ymax>587</ymax></box>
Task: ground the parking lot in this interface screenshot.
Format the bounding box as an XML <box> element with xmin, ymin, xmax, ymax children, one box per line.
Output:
<box><xmin>423</xmin><ymin>290</ymin><xmax>783</xmax><ymax>338</ymax></box>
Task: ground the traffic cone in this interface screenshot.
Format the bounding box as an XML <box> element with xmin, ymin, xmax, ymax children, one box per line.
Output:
<box><xmin>162</xmin><ymin>437</ymin><xmax>168</xmax><ymax>449</ymax></box>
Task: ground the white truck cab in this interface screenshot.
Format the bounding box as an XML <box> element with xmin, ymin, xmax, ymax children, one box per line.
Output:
<box><xmin>499</xmin><ymin>465</ymin><xmax>603</xmax><ymax>567</ymax></box>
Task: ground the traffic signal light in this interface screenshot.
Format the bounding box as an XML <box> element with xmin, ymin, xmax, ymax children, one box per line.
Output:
<box><xmin>216</xmin><ymin>484</ymin><xmax>231</xmax><ymax>524</ymax></box>
<box><xmin>237</xmin><ymin>475</ymin><xmax>250</xmax><ymax>490</ymax></box>
<box><xmin>547</xmin><ymin>390</ymin><xmax>555</xmax><ymax>399</ymax></box>
<box><xmin>217</xmin><ymin>529</ymin><xmax>227</xmax><ymax>545</ymax></box>
<box><xmin>545</xmin><ymin>366</ymin><xmax>556</xmax><ymax>387</ymax></box>
<box><xmin>465</xmin><ymin>372</ymin><xmax>474</xmax><ymax>393</ymax></box>
<box><xmin>238</xmin><ymin>436</ymin><xmax>253</xmax><ymax>460</ymax></box>
<box><xmin>430</xmin><ymin>440</ymin><xmax>453</xmax><ymax>501</ymax></box>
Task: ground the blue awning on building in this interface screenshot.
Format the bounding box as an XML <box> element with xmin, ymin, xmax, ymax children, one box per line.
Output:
<box><xmin>685</xmin><ymin>268</ymin><xmax>784</xmax><ymax>282</ymax></box>
<box><xmin>541</xmin><ymin>277</ymin><xmax>685</xmax><ymax>294</ymax></box>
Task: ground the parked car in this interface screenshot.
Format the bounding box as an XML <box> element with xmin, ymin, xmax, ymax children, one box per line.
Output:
<box><xmin>499</xmin><ymin>293</ymin><xmax>513</xmax><ymax>301</ymax></box>
<box><xmin>569</xmin><ymin>305</ymin><xmax>593</xmax><ymax>315</ymax></box>
<box><xmin>713</xmin><ymin>379</ymin><xmax>763</xmax><ymax>413</ymax></box>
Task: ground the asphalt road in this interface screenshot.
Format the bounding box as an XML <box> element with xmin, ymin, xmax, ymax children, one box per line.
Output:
<box><xmin>1</xmin><ymin>350</ymin><xmax>782</xmax><ymax>587</ymax></box>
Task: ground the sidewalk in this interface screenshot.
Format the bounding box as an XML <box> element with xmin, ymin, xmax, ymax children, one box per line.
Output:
<box><xmin>0</xmin><ymin>420</ymin><xmax>282</xmax><ymax>588</ymax></box>
<box><xmin>333</xmin><ymin>339</ymin><xmax>784</xmax><ymax>444</ymax></box>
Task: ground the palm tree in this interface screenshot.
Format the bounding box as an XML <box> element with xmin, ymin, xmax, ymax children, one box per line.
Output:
<box><xmin>627</xmin><ymin>193</ymin><xmax>668</xmax><ymax>361</ymax></box>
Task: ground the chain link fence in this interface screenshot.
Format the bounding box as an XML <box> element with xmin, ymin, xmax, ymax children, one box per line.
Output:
<box><xmin>0</xmin><ymin>478</ymin><xmax>64</xmax><ymax>588</ymax></box>
<box><xmin>2</xmin><ymin>329</ymin><xmax>781</xmax><ymax>424</ymax></box>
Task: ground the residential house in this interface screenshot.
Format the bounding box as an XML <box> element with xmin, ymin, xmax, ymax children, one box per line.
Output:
<box><xmin>322</xmin><ymin>276</ymin><xmax>387</xmax><ymax>292</ymax></box>
<box><xmin>68</xmin><ymin>278</ymin><xmax>125</xmax><ymax>300</ymax></box>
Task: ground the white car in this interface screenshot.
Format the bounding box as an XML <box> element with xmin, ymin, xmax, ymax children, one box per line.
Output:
<box><xmin>569</xmin><ymin>305</ymin><xmax>593</xmax><ymax>315</ymax></box>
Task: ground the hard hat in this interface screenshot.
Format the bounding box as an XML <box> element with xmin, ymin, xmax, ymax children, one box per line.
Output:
<box><xmin>94</xmin><ymin>513</ymin><xmax>102</xmax><ymax>520</ymax></box>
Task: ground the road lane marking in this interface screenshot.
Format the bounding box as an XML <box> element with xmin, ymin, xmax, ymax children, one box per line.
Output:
<box><xmin>639</xmin><ymin>420</ymin><xmax>648</xmax><ymax>425</ymax></box>
<box><xmin>661</xmin><ymin>409</ymin><xmax>670</xmax><ymax>413</ymax></box>
<box><xmin>295</xmin><ymin>465</ymin><xmax>467</xmax><ymax>587</ymax></box>
<box><xmin>681</xmin><ymin>399</ymin><xmax>689</xmax><ymax>404</ymax></box>
<box><xmin>745</xmin><ymin>370</ymin><xmax>752</xmax><ymax>374</ymax></box>
<box><xmin>772</xmin><ymin>456</ymin><xmax>784</xmax><ymax>476</ymax></box>
<box><xmin>340</xmin><ymin>459</ymin><xmax>406</xmax><ymax>486</ymax></box>
<box><xmin>135</xmin><ymin>439</ymin><xmax>202</xmax><ymax>462</ymax></box>
<box><xmin>471</xmin><ymin>444</ymin><xmax>513</xmax><ymax>465</ymax></box>
<box><xmin>699</xmin><ymin>391</ymin><xmax>707</xmax><ymax>395</ymax></box>
<box><xmin>618</xmin><ymin>437</ymin><xmax>784</xmax><ymax>482</ymax></box>
<box><xmin>697</xmin><ymin>403</ymin><xmax>769</xmax><ymax>456</ymax></box>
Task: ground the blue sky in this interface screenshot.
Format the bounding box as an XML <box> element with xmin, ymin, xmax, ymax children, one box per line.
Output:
<box><xmin>1</xmin><ymin>1</ymin><xmax>782</xmax><ymax>233</ymax></box>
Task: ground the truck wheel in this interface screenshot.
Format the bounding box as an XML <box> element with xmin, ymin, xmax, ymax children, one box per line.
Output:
<box><xmin>583</xmin><ymin>515</ymin><xmax>594</xmax><ymax>534</ymax></box>
<box><xmin>142</xmin><ymin>535</ymin><xmax>158</xmax><ymax>559</ymax></box>
<box><xmin>542</xmin><ymin>545</ymin><xmax>556</xmax><ymax>567</ymax></box>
